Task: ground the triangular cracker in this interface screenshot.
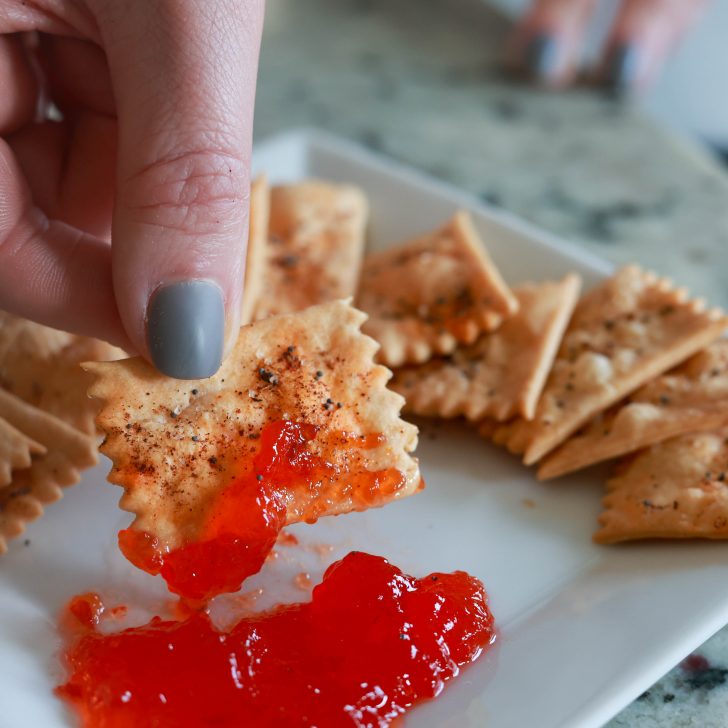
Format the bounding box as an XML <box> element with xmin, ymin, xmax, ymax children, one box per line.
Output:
<box><xmin>0</xmin><ymin>389</ymin><xmax>97</xmax><ymax>553</ymax></box>
<box><xmin>0</xmin><ymin>416</ymin><xmax>45</xmax><ymax>488</ymax></box>
<box><xmin>595</xmin><ymin>429</ymin><xmax>728</xmax><ymax>544</ymax></box>
<box><xmin>85</xmin><ymin>301</ymin><xmax>420</xmax><ymax>553</ymax></box>
<box><xmin>253</xmin><ymin>181</ymin><xmax>368</xmax><ymax>320</ymax></box>
<box><xmin>539</xmin><ymin>341</ymin><xmax>728</xmax><ymax>479</ymax></box>
<box><xmin>357</xmin><ymin>211</ymin><xmax>518</xmax><ymax>367</ymax></box>
<box><xmin>0</xmin><ymin>311</ymin><xmax>122</xmax><ymax>435</ymax></box>
<box><xmin>240</xmin><ymin>175</ymin><xmax>270</xmax><ymax>325</ymax></box>
<box><xmin>391</xmin><ymin>274</ymin><xmax>581</xmax><ymax>421</ymax></box>
<box><xmin>487</xmin><ymin>266</ymin><xmax>728</xmax><ymax>465</ymax></box>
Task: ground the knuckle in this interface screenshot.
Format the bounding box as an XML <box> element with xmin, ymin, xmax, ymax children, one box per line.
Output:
<box><xmin>122</xmin><ymin>148</ymin><xmax>248</xmax><ymax>234</ymax></box>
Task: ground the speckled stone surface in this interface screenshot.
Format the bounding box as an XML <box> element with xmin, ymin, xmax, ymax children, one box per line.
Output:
<box><xmin>255</xmin><ymin>1</ymin><xmax>728</xmax><ymax>725</ymax></box>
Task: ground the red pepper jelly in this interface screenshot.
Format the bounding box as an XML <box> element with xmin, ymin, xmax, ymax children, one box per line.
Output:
<box><xmin>57</xmin><ymin>551</ymin><xmax>495</xmax><ymax>728</ymax></box>
<box><xmin>118</xmin><ymin>421</ymin><xmax>407</xmax><ymax>601</ymax></box>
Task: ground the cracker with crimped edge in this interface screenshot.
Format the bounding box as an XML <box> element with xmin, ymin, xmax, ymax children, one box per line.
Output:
<box><xmin>485</xmin><ymin>266</ymin><xmax>728</xmax><ymax>465</ymax></box>
<box><xmin>539</xmin><ymin>341</ymin><xmax>728</xmax><ymax>479</ymax></box>
<box><xmin>240</xmin><ymin>175</ymin><xmax>270</xmax><ymax>325</ymax></box>
<box><xmin>86</xmin><ymin>300</ymin><xmax>420</xmax><ymax>551</ymax></box>
<box><xmin>0</xmin><ymin>389</ymin><xmax>98</xmax><ymax>553</ymax></box>
<box><xmin>0</xmin><ymin>416</ymin><xmax>45</xmax><ymax>488</ymax></box>
<box><xmin>391</xmin><ymin>274</ymin><xmax>581</xmax><ymax>421</ymax></box>
<box><xmin>594</xmin><ymin>429</ymin><xmax>728</xmax><ymax>544</ymax></box>
<box><xmin>357</xmin><ymin>210</ymin><xmax>518</xmax><ymax>367</ymax></box>
<box><xmin>253</xmin><ymin>181</ymin><xmax>368</xmax><ymax>320</ymax></box>
<box><xmin>0</xmin><ymin>311</ymin><xmax>122</xmax><ymax>435</ymax></box>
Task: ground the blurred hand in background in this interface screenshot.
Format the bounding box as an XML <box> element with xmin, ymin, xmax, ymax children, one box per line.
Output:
<box><xmin>509</xmin><ymin>0</ymin><xmax>709</xmax><ymax>92</ymax></box>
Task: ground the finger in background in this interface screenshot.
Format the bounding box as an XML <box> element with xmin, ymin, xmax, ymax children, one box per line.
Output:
<box><xmin>602</xmin><ymin>0</ymin><xmax>710</xmax><ymax>92</ymax></box>
<box><xmin>508</xmin><ymin>0</ymin><xmax>599</xmax><ymax>86</ymax></box>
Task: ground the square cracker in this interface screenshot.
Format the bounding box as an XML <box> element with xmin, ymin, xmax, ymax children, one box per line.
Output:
<box><xmin>390</xmin><ymin>274</ymin><xmax>581</xmax><ymax>421</ymax></box>
<box><xmin>85</xmin><ymin>301</ymin><xmax>420</xmax><ymax>551</ymax></box>
<box><xmin>594</xmin><ymin>429</ymin><xmax>728</xmax><ymax>544</ymax></box>
<box><xmin>486</xmin><ymin>266</ymin><xmax>728</xmax><ymax>465</ymax></box>
<box><xmin>0</xmin><ymin>311</ymin><xmax>122</xmax><ymax>435</ymax></box>
<box><xmin>0</xmin><ymin>417</ymin><xmax>45</xmax><ymax>488</ymax></box>
<box><xmin>240</xmin><ymin>175</ymin><xmax>270</xmax><ymax>325</ymax></box>
<box><xmin>539</xmin><ymin>340</ymin><xmax>728</xmax><ymax>480</ymax></box>
<box><xmin>357</xmin><ymin>210</ymin><xmax>518</xmax><ymax>367</ymax></box>
<box><xmin>253</xmin><ymin>181</ymin><xmax>368</xmax><ymax>320</ymax></box>
<box><xmin>0</xmin><ymin>389</ymin><xmax>97</xmax><ymax>554</ymax></box>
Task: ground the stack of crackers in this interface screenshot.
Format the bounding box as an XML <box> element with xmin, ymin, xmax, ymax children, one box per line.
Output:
<box><xmin>244</xmin><ymin>177</ymin><xmax>728</xmax><ymax>545</ymax></box>
<box><xmin>0</xmin><ymin>313</ymin><xmax>120</xmax><ymax>553</ymax></box>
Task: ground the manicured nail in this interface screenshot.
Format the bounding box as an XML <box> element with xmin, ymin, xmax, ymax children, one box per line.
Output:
<box><xmin>147</xmin><ymin>280</ymin><xmax>224</xmax><ymax>379</ymax></box>
<box><xmin>524</xmin><ymin>34</ymin><xmax>559</xmax><ymax>82</ymax></box>
<box><xmin>605</xmin><ymin>44</ymin><xmax>639</xmax><ymax>95</ymax></box>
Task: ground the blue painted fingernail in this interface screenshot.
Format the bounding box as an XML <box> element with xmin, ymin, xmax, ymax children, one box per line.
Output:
<box><xmin>146</xmin><ymin>280</ymin><xmax>225</xmax><ymax>380</ymax></box>
<box><xmin>606</xmin><ymin>44</ymin><xmax>639</xmax><ymax>95</ymax></box>
<box><xmin>524</xmin><ymin>34</ymin><xmax>559</xmax><ymax>82</ymax></box>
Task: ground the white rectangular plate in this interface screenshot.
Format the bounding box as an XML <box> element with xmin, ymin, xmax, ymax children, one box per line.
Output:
<box><xmin>2</xmin><ymin>129</ymin><xmax>728</xmax><ymax>728</ymax></box>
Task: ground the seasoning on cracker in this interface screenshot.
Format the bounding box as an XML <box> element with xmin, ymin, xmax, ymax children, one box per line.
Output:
<box><xmin>0</xmin><ymin>311</ymin><xmax>121</xmax><ymax>436</ymax></box>
<box><xmin>539</xmin><ymin>341</ymin><xmax>728</xmax><ymax>480</ymax></box>
<box><xmin>253</xmin><ymin>181</ymin><xmax>368</xmax><ymax>320</ymax></box>
<box><xmin>0</xmin><ymin>389</ymin><xmax>97</xmax><ymax>554</ymax></box>
<box><xmin>357</xmin><ymin>211</ymin><xmax>518</xmax><ymax>367</ymax></box>
<box><xmin>488</xmin><ymin>266</ymin><xmax>728</xmax><ymax>465</ymax></box>
<box><xmin>391</xmin><ymin>274</ymin><xmax>580</xmax><ymax>421</ymax></box>
<box><xmin>240</xmin><ymin>175</ymin><xmax>271</xmax><ymax>325</ymax></box>
<box><xmin>85</xmin><ymin>301</ymin><xmax>420</xmax><ymax>599</ymax></box>
<box><xmin>0</xmin><ymin>416</ymin><xmax>45</xmax><ymax>488</ymax></box>
<box><xmin>594</xmin><ymin>429</ymin><xmax>728</xmax><ymax>544</ymax></box>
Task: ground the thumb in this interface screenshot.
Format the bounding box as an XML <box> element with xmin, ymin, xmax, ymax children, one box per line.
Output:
<box><xmin>96</xmin><ymin>0</ymin><xmax>264</xmax><ymax>378</ymax></box>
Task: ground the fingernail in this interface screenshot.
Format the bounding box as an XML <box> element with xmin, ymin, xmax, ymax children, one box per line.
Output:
<box><xmin>605</xmin><ymin>44</ymin><xmax>639</xmax><ymax>95</ymax></box>
<box><xmin>524</xmin><ymin>34</ymin><xmax>559</xmax><ymax>82</ymax></box>
<box><xmin>147</xmin><ymin>281</ymin><xmax>224</xmax><ymax>379</ymax></box>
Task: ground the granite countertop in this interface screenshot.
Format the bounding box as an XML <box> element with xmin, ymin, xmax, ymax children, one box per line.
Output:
<box><xmin>255</xmin><ymin>0</ymin><xmax>728</xmax><ymax>725</ymax></box>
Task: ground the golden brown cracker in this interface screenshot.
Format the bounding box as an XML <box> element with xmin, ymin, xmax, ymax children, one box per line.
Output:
<box><xmin>357</xmin><ymin>211</ymin><xmax>518</xmax><ymax>367</ymax></box>
<box><xmin>0</xmin><ymin>311</ymin><xmax>122</xmax><ymax>435</ymax></box>
<box><xmin>253</xmin><ymin>181</ymin><xmax>368</xmax><ymax>320</ymax></box>
<box><xmin>539</xmin><ymin>341</ymin><xmax>728</xmax><ymax>479</ymax></box>
<box><xmin>489</xmin><ymin>266</ymin><xmax>728</xmax><ymax>465</ymax></box>
<box><xmin>391</xmin><ymin>274</ymin><xmax>580</xmax><ymax>421</ymax></box>
<box><xmin>0</xmin><ymin>416</ymin><xmax>45</xmax><ymax>488</ymax></box>
<box><xmin>85</xmin><ymin>301</ymin><xmax>420</xmax><ymax>551</ymax></box>
<box><xmin>0</xmin><ymin>389</ymin><xmax>97</xmax><ymax>553</ymax></box>
<box><xmin>594</xmin><ymin>429</ymin><xmax>728</xmax><ymax>543</ymax></box>
<box><xmin>240</xmin><ymin>175</ymin><xmax>270</xmax><ymax>325</ymax></box>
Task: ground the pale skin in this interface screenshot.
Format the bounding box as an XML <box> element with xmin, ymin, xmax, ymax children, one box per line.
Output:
<box><xmin>0</xmin><ymin>0</ymin><xmax>705</xmax><ymax>375</ymax></box>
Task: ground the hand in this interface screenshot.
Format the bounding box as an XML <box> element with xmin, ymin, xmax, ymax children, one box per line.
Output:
<box><xmin>0</xmin><ymin>0</ymin><xmax>264</xmax><ymax>378</ymax></box>
<box><xmin>509</xmin><ymin>0</ymin><xmax>708</xmax><ymax>92</ymax></box>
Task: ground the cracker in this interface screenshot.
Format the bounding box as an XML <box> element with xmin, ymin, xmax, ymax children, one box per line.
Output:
<box><xmin>594</xmin><ymin>429</ymin><xmax>728</xmax><ymax>543</ymax></box>
<box><xmin>0</xmin><ymin>416</ymin><xmax>45</xmax><ymax>488</ymax></box>
<box><xmin>391</xmin><ymin>274</ymin><xmax>581</xmax><ymax>421</ymax></box>
<box><xmin>253</xmin><ymin>181</ymin><xmax>368</xmax><ymax>320</ymax></box>
<box><xmin>488</xmin><ymin>266</ymin><xmax>728</xmax><ymax>465</ymax></box>
<box><xmin>0</xmin><ymin>389</ymin><xmax>97</xmax><ymax>553</ymax></box>
<box><xmin>539</xmin><ymin>341</ymin><xmax>728</xmax><ymax>479</ymax></box>
<box><xmin>240</xmin><ymin>175</ymin><xmax>270</xmax><ymax>325</ymax></box>
<box><xmin>357</xmin><ymin>211</ymin><xmax>518</xmax><ymax>367</ymax></box>
<box><xmin>85</xmin><ymin>301</ymin><xmax>420</xmax><ymax>552</ymax></box>
<box><xmin>0</xmin><ymin>311</ymin><xmax>122</xmax><ymax>435</ymax></box>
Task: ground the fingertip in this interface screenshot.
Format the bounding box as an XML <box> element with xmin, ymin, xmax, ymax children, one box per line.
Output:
<box><xmin>602</xmin><ymin>43</ymin><xmax>641</xmax><ymax>96</ymax></box>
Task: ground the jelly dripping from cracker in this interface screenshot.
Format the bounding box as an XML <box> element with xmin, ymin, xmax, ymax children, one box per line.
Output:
<box><xmin>119</xmin><ymin>420</ymin><xmax>407</xmax><ymax>601</ymax></box>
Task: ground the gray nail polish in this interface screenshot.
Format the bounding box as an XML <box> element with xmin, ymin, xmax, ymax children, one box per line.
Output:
<box><xmin>525</xmin><ymin>34</ymin><xmax>559</xmax><ymax>82</ymax></box>
<box><xmin>146</xmin><ymin>280</ymin><xmax>224</xmax><ymax>379</ymax></box>
<box><xmin>606</xmin><ymin>44</ymin><xmax>639</xmax><ymax>95</ymax></box>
